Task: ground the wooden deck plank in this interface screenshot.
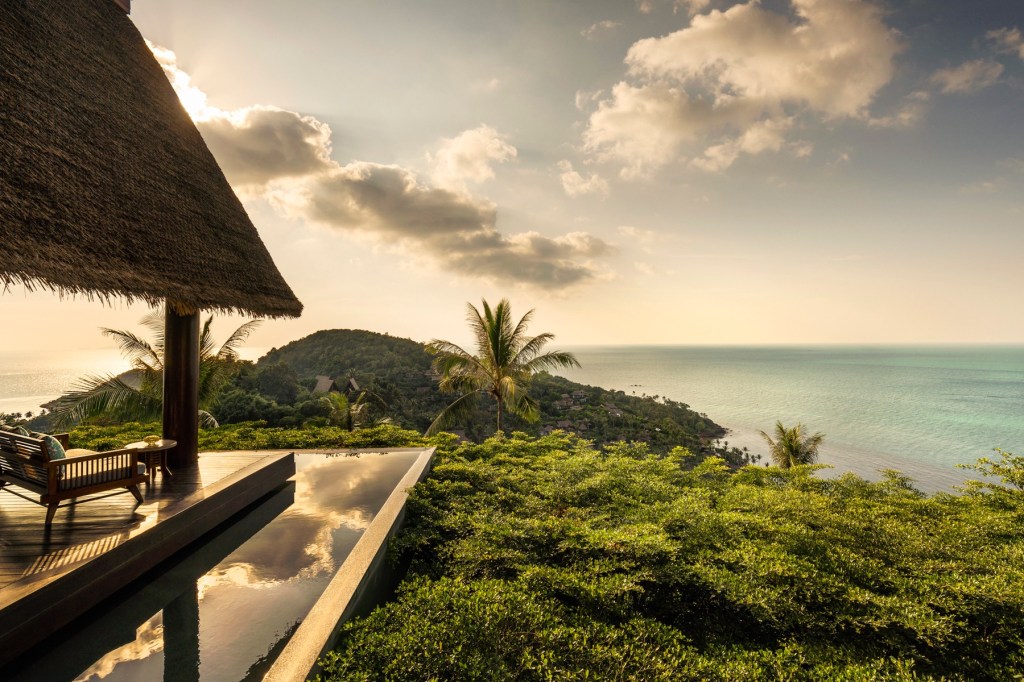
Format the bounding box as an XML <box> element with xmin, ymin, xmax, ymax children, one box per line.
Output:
<box><xmin>0</xmin><ymin>450</ymin><xmax>296</xmax><ymax>666</ymax></box>
<box><xmin>0</xmin><ymin>451</ymin><xmax>267</xmax><ymax>588</ymax></box>
<box><xmin>0</xmin><ymin>448</ymin><xmax>280</xmax><ymax>585</ymax></box>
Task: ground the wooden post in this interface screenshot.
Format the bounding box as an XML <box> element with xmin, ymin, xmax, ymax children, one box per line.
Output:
<box><xmin>163</xmin><ymin>304</ymin><xmax>199</xmax><ymax>468</ymax></box>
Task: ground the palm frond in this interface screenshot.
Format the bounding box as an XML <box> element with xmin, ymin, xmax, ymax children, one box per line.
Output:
<box><xmin>198</xmin><ymin>410</ymin><xmax>220</xmax><ymax>429</ymax></box>
<box><xmin>521</xmin><ymin>349</ymin><xmax>581</xmax><ymax>374</ymax></box>
<box><xmin>510</xmin><ymin>332</ymin><xmax>553</xmax><ymax>366</ymax></box>
<box><xmin>218</xmin><ymin>320</ymin><xmax>262</xmax><ymax>361</ymax></box>
<box><xmin>101</xmin><ymin>329</ymin><xmax>161</xmax><ymax>370</ymax></box>
<box><xmin>140</xmin><ymin>308</ymin><xmax>166</xmax><ymax>350</ymax></box>
<box><xmin>466</xmin><ymin>302</ymin><xmax>492</xmax><ymax>362</ymax></box>
<box><xmin>510</xmin><ymin>308</ymin><xmax>536</xmax><ymax>347</ymax></box>
<box><xmin>509</xmin><ymin>393</ymin><xmax>540</xmax><ymax>423</ymax></box>
<box><xmin>426</xmin><ymin>391</ymin><xmax>481</xmax><ymax>436</ymax></box>
<box><xmin>49</xmin><ymin>374</ymin><xmax>160</xmax><ymax>428</ymax></box>
<box><xmin>199</xmin><ymin>316</ymin><xmax>217</xmax><ymax>361</ymax></box>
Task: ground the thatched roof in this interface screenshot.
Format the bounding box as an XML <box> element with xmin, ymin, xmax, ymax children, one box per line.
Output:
<box><xmin>312</xmin><ymin>376</ymin><xmax>336</xmax><ymax>394</ymax></box>
<box><xmin>0</xmin><ymin>0</ymin><xmax>302</xmax><ymax>318</ymax></box>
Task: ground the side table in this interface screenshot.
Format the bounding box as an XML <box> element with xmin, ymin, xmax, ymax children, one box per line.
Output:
<box><xmin>125</xmin><ymin>439</ymin><xmax>177</xmax><ymax>486</ymax></box>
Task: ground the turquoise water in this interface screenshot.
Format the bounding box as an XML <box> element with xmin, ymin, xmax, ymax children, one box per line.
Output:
<box><xmin>559</xmin><ymin>346</ymin><xmax>1024</xmax><ymax>492</ymax></box>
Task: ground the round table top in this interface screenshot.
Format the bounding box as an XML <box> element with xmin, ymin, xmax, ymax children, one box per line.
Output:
<box><xmin>124</xmin><ymin>439</ymin><xmax>178</xmax><ymax>450</ymax></box>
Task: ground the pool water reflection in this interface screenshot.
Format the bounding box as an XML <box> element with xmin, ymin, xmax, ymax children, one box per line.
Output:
<box><xmin>8</xmin><ymin>450</ymin><xmax>424</xmax><ymax>682</ymax></box>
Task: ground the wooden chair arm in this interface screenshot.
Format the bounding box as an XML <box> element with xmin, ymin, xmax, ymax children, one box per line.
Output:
<box><xmin>47</xmin><ymin>448</ymin><xmax>138</xmax><ymax>469</ymax></box>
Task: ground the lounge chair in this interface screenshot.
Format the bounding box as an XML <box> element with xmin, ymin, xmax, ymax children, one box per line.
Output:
<box><xmin>0</xmin><ymin>430</ymin><xmax>147</xmax><ymax>526</ymax></box>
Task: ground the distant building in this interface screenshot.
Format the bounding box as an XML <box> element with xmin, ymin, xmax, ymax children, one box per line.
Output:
<box><xmin>312</xmin><ymin>376</ymin><xmax>360</xmax><ymax>395</ymax></box>
<box><xmin>312</xmin><ymin>376</ymin><xmax>335</xmax><ymax>394</ymax></box>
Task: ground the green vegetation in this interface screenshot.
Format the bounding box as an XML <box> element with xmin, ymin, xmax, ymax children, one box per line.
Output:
<box><xmin>49</xmin><ymin>310</ymin><xmax>258</xmax><ymax>428</ymax></box>
<box><xmin>319</xmin><ymin>434</ymin><xmax>1024</xmax><ymax>681</ymax></box>
<box><xmin>759</xmin><ymin>420</ymin><xmax>825</xmax><ymax>468</ymax></box>
<box><xmin>65</xmin><ymin>420</ymin><xmax>437</xmax><ymax>452</ymax></box>
<box><xmin>210</xmin><ymin>329</ymin><xmax>744</xmax><ymax>461</ymax></box>
<box><xmin>425</xmin><ymin>298</ymin><xmax>580</xmax><ymax>434</ymax></box>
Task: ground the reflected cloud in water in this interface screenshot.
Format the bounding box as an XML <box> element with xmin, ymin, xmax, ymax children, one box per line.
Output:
<box><xmin>39</xmin><ymin>450</ymin><xmax>423</xmax><ymax>682</ymax></box>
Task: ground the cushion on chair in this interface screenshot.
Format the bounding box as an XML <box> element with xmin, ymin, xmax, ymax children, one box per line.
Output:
<box><xmin>11</xmin><ymin>426</ymin><xmax>30</xmax><ymax>436</ymax></box>
<box><xmin>137</xmin><ymin>462</ymin><xmax>147</xmax><ymax>476</ymax></box>
<box><xmin>65</xmin><ymin>448</ymin><xmax>99</xmax><ymax>457</ymax></box>
<box><xmin>43</xmin><ymin>435</ymin><xmax>66</xmax><ymax>460</ymax></box>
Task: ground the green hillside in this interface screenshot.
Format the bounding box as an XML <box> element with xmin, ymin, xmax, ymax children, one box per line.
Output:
<box><xmin>246</xmin><ymin>329</ymin><xmax>748</xmax><ymax>462</ymax></box>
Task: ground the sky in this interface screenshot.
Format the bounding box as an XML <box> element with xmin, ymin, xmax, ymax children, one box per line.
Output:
<box><xmin>4</xmin><ymin>0</ymin><xmax>1024</xmax><ymax>356</ymax></box>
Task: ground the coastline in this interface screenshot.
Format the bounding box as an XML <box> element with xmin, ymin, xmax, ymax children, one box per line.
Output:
<box><xmin>720</xmin><ymin>423</ymin><xmax>969</xmax><ymax>493</ymax></box>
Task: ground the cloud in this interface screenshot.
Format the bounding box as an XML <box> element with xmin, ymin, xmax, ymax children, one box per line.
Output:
<box><xmin>930</xmin><ymin>60</ymin><xmax>1004</xmax><ymax>94</ymax></box>
<box><xmin>151</xmin><ymin>40</ymin><xmax>332</xmax><ymax>187</ymax></box>
<box><xmin>625</xmin><ymin>0</ymin><xmax>900</xmax><ymax>118</ymax></box>
<box><xmin>988</xmin><ymin>26</ymin><xmax>1024</xmax><ymax>60</ymax></box>
<box><xmin>557</xmin><ymin>160</ymin><xmax>610</xmax><ymax>197</ymax></box>
<box><xmin>959</xmin><ymin>180</ymin><xmax>1001</xmax><ymax>195</ymax></box>
<box><xmin>676</xmin><ymin>0</ymin><xmax>712</xmax><ymax>15</ymax></box>
<box><xmin>999</xmin><ymin>158</ymin><xmax>1024</xmax><ymax>174</ymax></box>
<box><xmin>473</xmin><ymin>77</ymin><xmax>503</xmax><ymax>92</ymax></box>
<box><xmin>867</xmin><ymin>90</ymin><xmax>930</xmax><ymax>128</ymax></box>
<box><xmin>582</xmin><ymin>20</ymin><xmax>620</xmax><ymax>40</ymax></box>
<box><xmin>640</xmin><ymin>0</ymin><xmax>715</xmax><ymax>15</ymax></box>
<box><xmin>574</xmin><ymin>89</ymin><xmax>603</xmax><ymax>111</ymax></box>
<box><xmin>198</xmin><ymin>107</ymin><xmax>334</xmax><ymax>187</ymax></box>
<box><xmin>634</xmin><ymin>261</ymin><xmax>655</xmax><ymax>275</ymax></box>
<box><xmin>691</xmin><ymin>117</ymin><xmax>791</xmax><ymax>172</ymax></box>
<box><xmin>618</xmin><ymin>225</ymin><xmax>658</xmax><ymax>242</ymax></box>
<box><xmin>270</xmin><ymin>166</ymin><xmax>611</xmax><ymax>288</ymax></box>
<box><xmin>152</xmin><ymin>44</ymin><xmax>607</xmax><ymax>290</ymax></box>
<box><xmin>584</xmin><ymin>0</ymin><xmax>903</xmax><ymax>174</ymax></box>
<box><xmin>428</xmin><ymin>125</ymin><xmax>517</xmax><ymax>192</ymax></box>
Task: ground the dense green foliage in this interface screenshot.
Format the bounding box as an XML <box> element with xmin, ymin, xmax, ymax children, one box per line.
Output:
<box><xmin>66</xmin><ymin>421</ymin><xmax>438</xmax><ymax>452</ymax></box>
<box><xmin>320</xmin><ymin>434</ymin><xmax>1024</xmax><ymax>680</ymax></box>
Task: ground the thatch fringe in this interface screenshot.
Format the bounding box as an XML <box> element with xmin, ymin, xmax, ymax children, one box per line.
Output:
<box><xmin>0</xmin><ymin>0</ymin><xmax>302</xmax><ymax>319</ymax></box>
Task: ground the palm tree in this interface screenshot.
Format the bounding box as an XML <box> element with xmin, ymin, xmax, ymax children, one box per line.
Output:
<box><xmin>425</xmin><ymin>298</ymin><xmax>580</xmax><ymax>436</ymax></box>
<box><xmin>320</xmin><ymin>390</ymin><xmax>391</xmax><ymax>431</ymax></box>
<box><xmin>50</xmin><ymin>309</ymin><xmax>259</xmax><ymax>428</ymax></box>
<box><xmin>759</xmin><ymin>420</ymin><xmax>825</xmax><ymax>468</ymax></box>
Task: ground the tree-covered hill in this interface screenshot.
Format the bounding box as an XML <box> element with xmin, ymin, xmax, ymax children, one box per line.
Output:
<box><xmin>257</xmin><ymin>329</ymin><xmax>449</xmax><ymax>434</ymax></box>
<box><xmin>241</xmin><ymin>329</ymin><xmax>745</xmax><ymax>460</ymax></box>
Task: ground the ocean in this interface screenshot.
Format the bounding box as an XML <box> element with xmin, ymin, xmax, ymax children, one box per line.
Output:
<box><xmin>560</xmin><ymin>346</ymin><xmax>1024</xmax><ymax>492</ymax></box>
<box><xmin>0</xmin><ymin>350</ymin><xmax>127</xmax><ymax>418</ymax></box>
<box><xmin>3</xmin><ymin>346</ymin><xmax>1022</xmax><ymax>493</ymax></box>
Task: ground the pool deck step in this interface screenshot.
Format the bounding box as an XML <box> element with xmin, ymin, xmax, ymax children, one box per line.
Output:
<box><xmin>0</xmin><ymin>450</ymin><xmax>295</xmax><ymax>666</ymax></box>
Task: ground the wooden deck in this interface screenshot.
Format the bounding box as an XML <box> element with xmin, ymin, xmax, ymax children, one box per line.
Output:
<box><xmin>0</xmin><ymin>450</ymin><xmax>295</xmax><ymax>666</ymax></box>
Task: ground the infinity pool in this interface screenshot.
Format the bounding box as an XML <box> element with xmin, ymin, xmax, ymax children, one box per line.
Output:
<box><xmin>7</xmin><ymin>449</ymin><xmax>425</xmax><ymax>682</ymax></box>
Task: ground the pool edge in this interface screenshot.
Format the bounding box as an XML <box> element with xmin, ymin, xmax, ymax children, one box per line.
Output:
<box><xmin>264</xmin><ymin>446</ymin><xmax>436</xmax><ymax>682</ymax></box>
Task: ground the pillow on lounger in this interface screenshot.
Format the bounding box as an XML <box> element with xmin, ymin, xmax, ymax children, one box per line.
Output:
<box><xmin>42</xmin><ymin>435</ymin><xmax>66</xmax><ymax>460</ymax></box>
